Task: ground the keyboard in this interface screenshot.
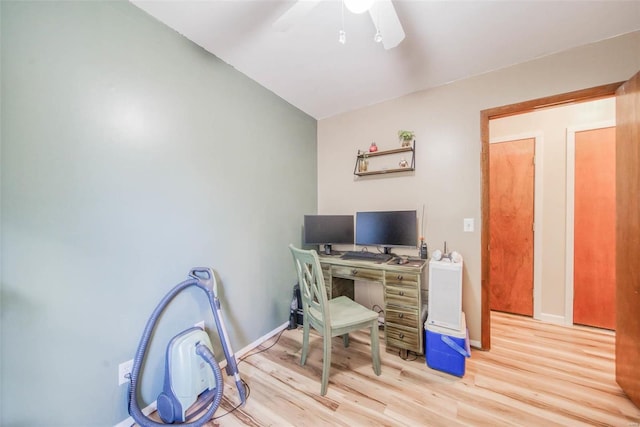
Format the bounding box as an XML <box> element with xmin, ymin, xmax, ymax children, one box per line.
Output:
<box><xmin>341</xmin><ymin>251</ymin><xmax>392</xmax><ymax>262</ymax></box>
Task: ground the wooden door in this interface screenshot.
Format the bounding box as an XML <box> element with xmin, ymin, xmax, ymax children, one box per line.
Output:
<box><xmin>573</xmin><ymin>127</ymin><xmax>616</xmax><ymax>329</ymax></box>
<box><xmin>489</xmin><ymin>138</ymin><xmax>535</xmax><ymax>316</ymax></box>
<box><xmin>616</xmin><ymin>71</ymin><xmax>640</xmax><ymax>408</ymax></box>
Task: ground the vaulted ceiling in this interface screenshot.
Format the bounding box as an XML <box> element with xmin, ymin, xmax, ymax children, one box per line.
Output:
<box><xmin>131</xmin><ymin>0</ymin><xmax>640</xmax><ymax>119</ymax></box>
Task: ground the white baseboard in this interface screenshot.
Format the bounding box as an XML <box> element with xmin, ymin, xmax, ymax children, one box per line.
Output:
<box><xmin>537</xmin><ymin>312</ymin><xmax>566</xmax><ymax>325</ymax></box>
<box><xmin>114</xmin><ymin>321</ymin><xmax>289</xmax><ymax>427</ymax></box>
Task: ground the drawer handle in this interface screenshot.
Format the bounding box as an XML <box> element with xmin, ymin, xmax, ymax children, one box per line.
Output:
<box><xmin>399</xmin><ymin>291</ymin><xmax>405</xmax><ymax>296</ymax></box>
<box><xmin>351</xmin><ymin>269</ymin><xmax>358</xmax><ymax>275</ymax></box>
<box><xmin>398</xmin><ymin>313</ymin><xmax>404</xmax><ymax>318</ymax></box>
<box><xmin>399</xmin><ymin>333</ymin><xmax>404</xmax><ymax>339</ymax></box>
<box><xmin>397</xmin><ymin>275</ymin><xmax>403</xmax><ymax>280</ymax></box>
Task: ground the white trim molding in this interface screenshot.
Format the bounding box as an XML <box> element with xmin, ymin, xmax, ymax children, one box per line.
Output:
<box><xmin>538</xmin><ymin>312</ymin><xmax>566</xmax><ymax>325</ymax></box>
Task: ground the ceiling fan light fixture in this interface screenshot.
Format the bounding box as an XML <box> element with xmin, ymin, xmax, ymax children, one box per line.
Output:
<box><xmin>344</xmin><ymin>0</ymin><xmax>375</xmax><ymax>14</ymax></box>
<box><xmin>374</xmin><ymin>29</ymin><xmax>382</xmax><ymax>43</ymax></box>
<box><xmin>338</xmin><ymin>29</ymin><xmax>346</xmax><ymax>44</ymax></box>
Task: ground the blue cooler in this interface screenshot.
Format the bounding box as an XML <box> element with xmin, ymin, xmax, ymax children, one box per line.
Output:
<box><xmin>425</xmin><ymin>312</ymin><xmax>470</xmax><ymax>377</ymax></box>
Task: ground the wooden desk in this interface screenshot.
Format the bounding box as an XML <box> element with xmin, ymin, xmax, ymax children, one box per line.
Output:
<box><xmin>318</xmin><ymin>254</ymin><xmax>427</xmax><ymax>358</ymax></box>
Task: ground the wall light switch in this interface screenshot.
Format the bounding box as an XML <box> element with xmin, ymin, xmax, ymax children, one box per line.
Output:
<box><xmin>464</xmin><ymin>218</ymin><xmax>474</xmax><ymax>232</ymax></box>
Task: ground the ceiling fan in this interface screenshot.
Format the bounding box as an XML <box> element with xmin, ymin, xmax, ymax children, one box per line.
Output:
<box><xmin>273</xmin><ymin>0</ymin><xmax>405</xmax><ymax>50</ymax></box>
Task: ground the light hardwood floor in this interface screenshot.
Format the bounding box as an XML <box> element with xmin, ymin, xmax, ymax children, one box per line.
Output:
<box><xmin>210</xmin><ymin>312</ymin><xmax>640</xmax><ymax>426</ymax></box>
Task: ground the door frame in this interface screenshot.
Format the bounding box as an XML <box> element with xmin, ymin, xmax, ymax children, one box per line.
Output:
<box><xmin>565</xmin><ymin>120</ymin><xmax>616</xmax><ymax>326</ymax></box>
<box><xmin>480</xmin><ymin>82</ymin><xmax>623</xmax><ymax>350</ymax></box>
<box><xmin>489</xmin><ymin>133</ymin><xmax>543</xmax><ymax>320</ymax></box>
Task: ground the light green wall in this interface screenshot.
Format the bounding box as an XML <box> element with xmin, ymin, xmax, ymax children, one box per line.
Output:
<box><xmin>0</xmin><ymin>1</ymin><xmax>317</xmax><ymax>425</ymax></box>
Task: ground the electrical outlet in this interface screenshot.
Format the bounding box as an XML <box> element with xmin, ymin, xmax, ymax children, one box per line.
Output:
<box><xmin>464</xmin><ymin>218</ymin><xmax>474</xmax><ymax>232</ymax></box>
<box><xmin>118</xmin><ymin>359</ymin><xmax>133</xmax><ymax>386</ymax></box>
<box><xmin>194</xmin><ymin>320</ymin><xmax>205</xmax><ymax>330</ymax></box>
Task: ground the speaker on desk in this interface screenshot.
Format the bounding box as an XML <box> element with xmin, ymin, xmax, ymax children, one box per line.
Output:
<box><xmin>427</xmin><ymin>260</ymin><xmax>463</xmax><ymax>331</ymax></box>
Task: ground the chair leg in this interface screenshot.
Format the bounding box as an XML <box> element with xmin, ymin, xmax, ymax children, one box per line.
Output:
<box><xmin>342</xmin><ymin>333</ymin><xmax>349</xmax><ymax>348</ymax></box>
<box><xmin>321</xmin><ymin>334</ymin><xmax>332</xmax><ymax>396</ymax></box>
<box><xmin>301</xmin><ymin>321</ymin><xmax>310</xmax><ymax>366</ymax></box>
<box><xmin>370</xmin><ymin>321</ymin><xmax>381</xmax><ymax>376</ymax></box>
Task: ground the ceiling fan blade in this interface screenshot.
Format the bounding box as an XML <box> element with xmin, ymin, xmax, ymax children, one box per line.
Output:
<box><xmin>369</xmin><ymin>0</ymin><xmax>405</xmax><ymax>50</ymax></box>
<box><xmin>273</xmin><ymin>0</ymin><xmax>323</xmax><ymax>32</ymax></box>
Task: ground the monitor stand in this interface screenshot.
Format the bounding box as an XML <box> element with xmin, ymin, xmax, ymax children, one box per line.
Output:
<box><xmin>382</xmin><ymin>247</ymin><xmax>397</xmax><ymax>258</ymax></box>
<box><xmin>323</xmin><ymin>245</ymin><xmax>341</xmax><ymax>256</ymax></box>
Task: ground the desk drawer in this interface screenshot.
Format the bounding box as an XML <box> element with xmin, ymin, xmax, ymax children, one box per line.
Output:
<box><xmin>385</xmin><ymin>285</ymin><xmax>419</xmax><ymax>308</ymax></box>
<box><xmin>332</xmin><ymin>266</ymin><xmax>383</xmax><ymax>282</ymax></box>
<box><xmin>385</xmin><ymin>323</ymin><xmax>420</xmax><ymax>352</ymax></box>
<box><xmin>385</xmin><ymin>271</ymin><xmax>419</xmax><ymax>287</ymax></box>
<box><xmin>385</xmin><ymin>307</ymin><xmax>419</xmax><ymax>328</ymax></box>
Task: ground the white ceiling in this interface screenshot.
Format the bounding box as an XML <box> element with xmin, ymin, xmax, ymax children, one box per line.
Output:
<box><xmin>131</xmin><ymin>0</ymin><xmax>640</xmax><ymax>119</ymax></box>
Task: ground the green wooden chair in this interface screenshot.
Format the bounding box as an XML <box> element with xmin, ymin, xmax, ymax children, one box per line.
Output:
<box><xmin>289</xmin><ymin>244</ymin><xmax>381</xmax><ymax>395</ymax></box>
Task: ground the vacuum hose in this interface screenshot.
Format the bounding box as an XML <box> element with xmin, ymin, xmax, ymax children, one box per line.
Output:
<box><xmin>128</xmin><ymin>272</ymin><xmax>225</xmax><ymax>427</ymax></box>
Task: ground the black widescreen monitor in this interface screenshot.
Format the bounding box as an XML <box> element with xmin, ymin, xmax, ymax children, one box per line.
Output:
<box><xmin>304</xmin><ymin>215</ymin><xmax>354</xmax><ymax>255</ymax></box>
<box><xmin>356</xmin><ymin>210</ymin><xmax>417</xmax><ymax>254</ymax></box>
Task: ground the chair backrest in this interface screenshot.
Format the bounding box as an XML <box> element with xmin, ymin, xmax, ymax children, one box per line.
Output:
<box><xmin>289</xmin><ymin>245</ymin><xmax>330</xmax><ymax>331</ymax></box>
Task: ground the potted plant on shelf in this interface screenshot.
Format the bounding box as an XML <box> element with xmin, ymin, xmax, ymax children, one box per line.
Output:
<box><xmin>398</xmin><ymin>130</ymin><xmax>415</xmax><ymax>147</ymax></box>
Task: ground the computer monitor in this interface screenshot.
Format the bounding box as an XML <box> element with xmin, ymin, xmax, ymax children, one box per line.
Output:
<box><xmin>304</xmin><ymin>215</ymin><xmax>354</xmax><ymax>255</ymax></box>
<box><xmin>355</xmin><ymin>210</ymin><xmax>417</xmax><ymax>254</ymax></box>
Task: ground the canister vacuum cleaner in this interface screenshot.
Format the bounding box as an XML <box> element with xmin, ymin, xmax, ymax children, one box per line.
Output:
<box><xmin>128</xmin><ymin>268</ymin><xmax>246</xmax><ymax>426</ymax></box>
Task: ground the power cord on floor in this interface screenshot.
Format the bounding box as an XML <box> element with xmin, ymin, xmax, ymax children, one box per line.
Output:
<box><xmin>212</xmin><ymin>378</ymin><xmax>250</xmax><ymax>420</ymax></box>
<box><xmin>211</xmin><ymin>327</ymin><xmax>287</xmax><ymax>419</ymax></box>
<box><xmin>238</xmin><ymin>327</ymin><xmax>287</xmax><ymax>363</ymax></box>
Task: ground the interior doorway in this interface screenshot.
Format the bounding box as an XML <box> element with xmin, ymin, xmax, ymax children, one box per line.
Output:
<box><xmin>483</xmin><ymin>73</ymin><xmax>640</xmax><ymax>409</ymax></box>
<box><xmin>479</xmin><ymin>82</ymin><xmax>623</xmax><ymax>350</ymax></box>
<box><xmin>488</xmin><ymin>98</ymin><xmax>616</xmax><ymax>327</ymax></box>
